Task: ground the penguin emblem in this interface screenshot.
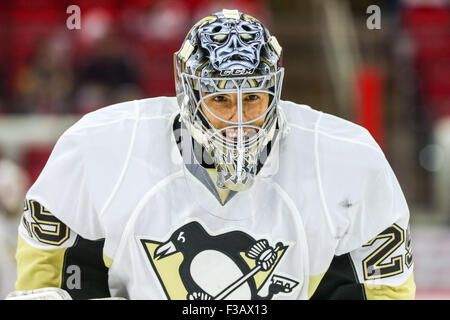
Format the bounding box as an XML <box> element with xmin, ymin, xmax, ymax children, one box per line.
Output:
<box><xmin>140</xmin><ymin>221</ymin><xmax>299</xmax><ymax>300</ymax></box>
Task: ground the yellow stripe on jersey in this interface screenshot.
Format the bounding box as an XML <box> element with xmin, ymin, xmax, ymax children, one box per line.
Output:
<box><xmin>15</xmin><ymin>235</ymin><xmax>67</xmax><ymax>291</ymax></box>
<box><xmin>103</xmin><ymin>252</ymin><xmax>113</xmax><ymax>268</ymax></box>
<box><xmin>308</xmin><ymin>272</ymin><xmax>326</xmax><ymax>299</ymax></box>
<box><xmin>363</xmin><ymin>273</ymin><xmax>416</xmax><ymax>300</ymax></box>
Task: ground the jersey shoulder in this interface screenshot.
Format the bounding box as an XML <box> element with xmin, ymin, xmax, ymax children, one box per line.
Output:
<box><xmin>59</xmin><ymin>96</ymin><xmax>179</xmax><ymax>163</ymax></box>
<box><xmin>67</xmin><ymin>96</ymin><xmax>178</xmax><ymax>134</ymax></box>
<box><xmin>280</xmin><ymin>100</ymin><xmax>399</xmax><ymax>248</ymax></box>
<box><xmin>60</xmin><ymin>94</ymin><xmax>179</xmax><ymax>183</ymax></box>
<box><xmin>26</xmin><ymin>97</ymin><xmax>180</xmax><ymax>239</ymax></box>
<box><xmin>280</xmin><ymin>99</ymin><xmax>383</xmax><ymax>156</ymax></box>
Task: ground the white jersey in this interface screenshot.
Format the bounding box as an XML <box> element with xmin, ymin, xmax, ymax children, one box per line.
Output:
<box><xmin>17</xmin><ymin>97</ymin><xmax>415</xmax><ymax>300</ymax></box>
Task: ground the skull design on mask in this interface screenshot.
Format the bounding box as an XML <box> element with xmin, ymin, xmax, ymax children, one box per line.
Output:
<box><xmin>198</xmin><ymin>18</ymin><xmax>264</xmax><ymax>74</ymax></box>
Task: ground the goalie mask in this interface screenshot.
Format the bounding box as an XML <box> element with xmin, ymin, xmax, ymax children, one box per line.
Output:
<box><xmin>174</xmin><ymin>9</ymin><xmax>285</xmax><ymax>191</ymax></box>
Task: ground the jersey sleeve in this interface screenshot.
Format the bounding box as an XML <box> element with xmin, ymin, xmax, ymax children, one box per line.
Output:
<box><xmin>311</xmin><ymin>222</ymin><xmax>415</xmax><ymax>300</ymax></box>
<box><xmin>346</xmin><ymin>153</ymin><xmax>414</xmax><ymax>299</ymax></box>
<box><xmin>15</xmin><ymin>199</ymin><xmax>111</xmax><ymax>299</ymax></box>
<box><xmin>26</xmin><ymin>121</ymin><xmax>104</xmax><ymax>240</ymax></box>
<box><xmin>15</xmin><ymin>116</ymin><xmax>116</xmax><ymax>299</ymax></box>
<box><xmin>334</xmin><ymin>144</ymin><xmax>411</xmax><ymax>252</ymax></box>
<box><xmin>314</xmin><ymin>134</ymin><xmax>415</xmax><ymax>299</ymax></box>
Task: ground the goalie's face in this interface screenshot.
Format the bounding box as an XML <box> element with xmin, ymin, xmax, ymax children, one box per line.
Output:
<box><xmin>192</xmin><ymin>89</ymin><xmax>274</xmax><ymax>191</ymax></box>
<box><xmin>201</xmin><ymin>92</ymin><xmax>269</xmax><ymax>131</ymax></box>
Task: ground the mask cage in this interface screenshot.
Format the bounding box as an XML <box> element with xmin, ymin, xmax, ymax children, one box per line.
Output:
<box><xmin>181</xmin><ymin>68</ymin><xmax>283</xmax><ymax>150</ymax></box>
<box><xmin>179</xmin><ymin>68</ymin><xmax>284</xmax><ymax>188</ymax></box>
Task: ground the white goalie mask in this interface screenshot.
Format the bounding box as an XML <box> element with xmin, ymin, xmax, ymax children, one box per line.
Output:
<box><xmin>174</xmin><ymin>9</ymin><xmax>286</xmax><ymax>191</ymax></box>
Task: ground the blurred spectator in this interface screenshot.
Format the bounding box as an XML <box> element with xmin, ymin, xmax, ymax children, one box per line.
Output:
<box><xmin>0</xmin><ymin>158</ymin><xmax>29</xmax><ymax>299</ymax></box>
<box><xmin>12</xmin><ymin>31</ymin><xmax>76</xmax><ymax>114</ymax></box>
<box><xmin>74</xmin><ymin>30</ymin><xmax>142</xmax><ymax>114</ymax></box>
<box><xmin>134</xmin><ymin>0</ymin><xmax>191</xmax><ymax>41</ymax></box>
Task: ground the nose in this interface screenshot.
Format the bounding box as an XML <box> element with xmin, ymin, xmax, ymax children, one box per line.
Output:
<box><xmin>229</xmin><ymin>103</ymin><xmax>239</xmax><ymax>123</ymax></box>
<box><xmin>228</xmin><ymin>98</ymin><xmax>250</xmax><ymax>123</ymax></box>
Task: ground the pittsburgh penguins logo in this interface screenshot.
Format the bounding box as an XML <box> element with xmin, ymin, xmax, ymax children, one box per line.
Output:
<box><xmin>140</xmin><ymin>221</ymin><xmax>299</xmax><ymax>300</ymax></box>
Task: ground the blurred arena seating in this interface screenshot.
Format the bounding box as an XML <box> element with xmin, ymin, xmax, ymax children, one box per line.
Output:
<box><xmin>0</xmin><ymin>0</ymin><xmax>270</xmax><ymax>186</ymax></box>
<box><xmin>400</xmin><ymin>2</ymin><xmax>450</xmax><ymax>220</ymax></box>
<box><xmin>402</xmin><ymin>3</ymin><xmax>450</xmax><ymax>119</ymax></box>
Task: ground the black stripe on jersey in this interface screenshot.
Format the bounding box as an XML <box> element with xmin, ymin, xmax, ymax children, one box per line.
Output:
<box><xmin>310</xmin><ymin>253</ymin><xmax>366</xmax><ymax>300</ymax></box>
<box><xmin>61</xmin><ymin>235</ymin><xmax>110</xmax><ymax>300</ymax></box>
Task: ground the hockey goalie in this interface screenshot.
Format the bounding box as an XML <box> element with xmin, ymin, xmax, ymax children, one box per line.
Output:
<box><xmin>8</xmin><ymin>9</ymin><xmax>415</xmax><ymax>300</ymax></box>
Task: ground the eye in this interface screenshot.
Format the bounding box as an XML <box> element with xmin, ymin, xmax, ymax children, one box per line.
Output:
<box><xmin>245</xmin><ymin>94</ymin><xmax>260</xmax><ymax>101</ymax></box>
<box><xmin>213</xmin><ymin>95</ymin><xmax>227</xmax><ymax>102</ymax></box>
